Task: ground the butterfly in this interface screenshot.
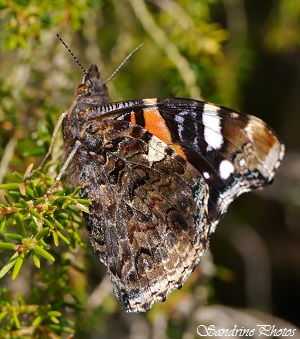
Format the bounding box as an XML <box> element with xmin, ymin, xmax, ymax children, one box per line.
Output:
<box><xmin>49</xmin><ymin>38</ymin><xmax>284</xmax><ymax>312</ymax></box>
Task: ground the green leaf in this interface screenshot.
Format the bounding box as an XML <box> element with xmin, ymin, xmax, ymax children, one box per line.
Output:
<box><xmin>51</xmin><ymin>316</ymin><xmax>60</xmax><ymax>324</ymax></box>
<box><xmin>12</xmin><ymin>252</ymin><xmax>25</xmax><ymax>280</ymax></box>
<box><xmin>57</xmin><ymin>213</ymin><xmax>70</xmax><ymax>220</ymax></box>
<box><xmin>56</xmin><ymin>231</ymin><xmax>70</xmax><ymax>245</ymax></box>
<box><xmin>32</xmin><ymin>315</ymin><xmax>42</xmax><ymax>327</ymax></box>
<box><xmin>69</xmin><ymin>186</ymin><xmax>81</xmax><ymax>198</ymax></box>
<box><xmin>44</xmin><ymin>218</ymin><xmax>54</xmax><ymax>229</ymax></box>
<box><xmin>9</xmin><ymin>191</ymin><xmax>21</xmax><ymax>198</ymax></box>
<box><xmin>4</xmin><ymin>194</ymin><xmax>13</xmax><ymax>206</ymax></box>
<box><xmin>0</xmin><ymin>216</ymin><xmax>7</xmax><ymax>231</ymax></box>
<box><xmin>13</xmin><ymin>172</ymin><xmax>23</xmax><ymax>181</ymax></box>
<box><xmin>54</xmin><ymin>219</ymin><xmax>64</xmax><ymax>230</ymax></box>
<box><xmin>34</xmin><ymin>197</ymin><xmax>46</xmax><ymax>205</ymax></box>
<box><xmin>33</xmin><ymin>252</ymin><xmax>40</xmax><ymax>268</ymax></box>
<box><xmin>66</xmin><ymin>204</ymin><xmax>80</xmax><ymax>213</ymax></box>
<box><xmin>14</xmin><ymin>203</ymin><xmax>25</xmax><ymax>208</ymax></box>
<box><xmin>35</xmin><ymin>227</ymin><xmax>50</xmax><ymax>240</ymax></box>
<box><xmin>29</xmin><ymin>208</ymin><xmax>43</xmax><ymax>220</ymax></box>
<box><xmin>48</xmin><ymin>311</ymin><xmax>62</xmax><ymax>317</ymax></box>
<box><xmin>0</xmin><ymin>183</ymin><xmax>20</xmax><ymax>190</ymax></box>
<box><xmin>15</xmin><ymin>212</ymin><xmax>29</xmax><ymax>238</ymax></box>
<box><xmin>62</xmin><ymin>200</ymin><xmax>72</xmax><ymax>209</ymax></box>
<box><xmin>52</xmin><ymin>231</ymin><xmax>59</xmax><ymax>246</ymax></box>
<box><xmin>49</xmin><ymin>324</ymin><xmax>76</xmax><ymax>334</ymax></box>
<box><xmin>25</xmin><ymin>185</ymin><xmax>35</xmax><ymax>198</ymax></box>
<box><xmin>0</xmin><ymin>242</ymin><xmax>17</xmax><ymax>250</ymax></box>
<box><xmin>5</xmin><ymin>233</ymin><xmax>23</xmax><ymax>242</ymax></box>
<box><xmin>12</xmin><ymin>309</ymin><xmax>21</xmax><ymax>328</ymax></box>
<box><xmin>31</xmin><ymin>169</ymin><xmax>43</xmax><ymax>176</ymax></box>
<box><xmin>75</xmin><ymin>203</ymin><xmax>90</xmax><ymax>213</ymax></box>
<box><xmin>76</xmin><ymin>199</ymin><xmax>92</xmax><ymax>205</ymax></box>
<box><xmin>39</xmin><ymin>239</ymin><xmax>49</xmax><ymax>248</ymax></box>
<box><xmin>19</xmin><ymin>198</ymin><xmax>29</xmax><ymax>208</ymax></box>
<box><xmin>0</xmin><ymin>311</ymin><xmax>9</xmax><ymax>322</ymax></box>
<box><xmin>33</xmin><ymin>245</ymin><xmax>55</xmax><ymax>261</ymax></box>
<box><xmin>0</xmin><ymin>252</ymin><xmax>19</xmax><ymax>279</ymax></box>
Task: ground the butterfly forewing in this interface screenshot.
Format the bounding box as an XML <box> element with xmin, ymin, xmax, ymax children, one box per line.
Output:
<box><xmin>83</xmin><ymin>97</ymin><xmax>284</xmax><ymax>228</ymax></box>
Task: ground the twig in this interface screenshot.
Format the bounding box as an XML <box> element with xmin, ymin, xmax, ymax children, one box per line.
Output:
<box><xmin>0</xmin><ymin>137</ymin><xmax>17</xmax><ymax>184</ymax></box>
<box><xmin>129</xmin><ymin>0</ymin><xmax>201</xmax><ymax>99</ymax></box>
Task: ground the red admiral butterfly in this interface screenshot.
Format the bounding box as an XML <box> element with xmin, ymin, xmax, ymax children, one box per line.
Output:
<box><xmin>49</xmin><ymin>37</ymin><xmax>284</xmax><ymax>312</ymax></box>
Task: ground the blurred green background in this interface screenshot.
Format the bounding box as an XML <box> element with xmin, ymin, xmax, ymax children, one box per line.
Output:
<box><xmin>0</xmin><ymin>0</ymin><xmax>299</xmax><ymax>338</ymax></box>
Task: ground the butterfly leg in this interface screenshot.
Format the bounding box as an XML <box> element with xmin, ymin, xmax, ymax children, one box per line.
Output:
<box><xmin>37</xmin><ymin>111</ymin><xmax>67</xmax><ymax>171</ymax></box>
<box><xmin>45</xmin><ymin>140</ymin><xmax>81</xmax><ymax>196</ymax></box>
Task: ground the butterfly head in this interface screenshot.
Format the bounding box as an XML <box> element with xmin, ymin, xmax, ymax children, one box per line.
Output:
<box><xmin>75</xmin><ymin>64</ymin><xmax>110</xmax><ymax>101</ymax></box>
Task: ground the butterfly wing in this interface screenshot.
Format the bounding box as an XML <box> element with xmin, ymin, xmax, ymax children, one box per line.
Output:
<box><xmin>63</xmin><ymin>63</ymin><xmax>284</xmax><ymax>313</ymax></box>
<box><xmin>83</xmin><ymin>97</ymin><xmax>284</xmax><ymax>233</ymax></box>
<box><xmin>72</xmin><ymin>119</ymin><xmax>210</xmax><ymax>312</ymax></box>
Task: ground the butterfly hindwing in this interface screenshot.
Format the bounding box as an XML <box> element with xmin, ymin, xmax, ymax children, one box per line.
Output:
<box><xmin>68</xmin><ymin>118</ymin><xmax>209</xmax><ymax>312</ymax></box>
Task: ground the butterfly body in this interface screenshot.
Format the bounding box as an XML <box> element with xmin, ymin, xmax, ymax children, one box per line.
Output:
<box><xmin>62</xmin><ymin>64</ymin><xmax>284</xmax><ymax>312</ymax></box>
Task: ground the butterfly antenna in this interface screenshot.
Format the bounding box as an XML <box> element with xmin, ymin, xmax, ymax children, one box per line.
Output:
<box><xmin>104</xmin><ymin>43</ymin><xmax>143</xmax><ymax>85</ymax></box>
<box><xmin>56</xmin><ymin>34</ymin><xmax>89</xmax><ymax>78</ymax></box>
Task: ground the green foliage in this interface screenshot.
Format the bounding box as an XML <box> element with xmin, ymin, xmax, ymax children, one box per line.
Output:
<box><xmin>0</xmin><ymin>0</ymin><xmax>103</xmax><ymax>50</ymax></box>
<box><xmin>0</xmin><ymin>283</ymin><xmax>76</xmax><ymax>338</ymax></box>
<box><xmin>0</xmin><ymin>167</ymin><xmax>89</xmax><ymax>338</ymax></box>
<box><xmin>265</xmin><ymin>0</ymin><xmax>300</xmax><ymax>52</ymax></box>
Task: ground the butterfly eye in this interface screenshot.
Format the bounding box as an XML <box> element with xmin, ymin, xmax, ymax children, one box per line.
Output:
<box><xmin>75</xmin><ymin>84</ymin><xmax>89</xmax><ymax>96</ymax></box>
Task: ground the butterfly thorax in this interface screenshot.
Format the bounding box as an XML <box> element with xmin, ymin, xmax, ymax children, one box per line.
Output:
<box><xmin>63</xmin><ymin>64</ymin><xmax>111</xmax><ymax>186</ymax></box>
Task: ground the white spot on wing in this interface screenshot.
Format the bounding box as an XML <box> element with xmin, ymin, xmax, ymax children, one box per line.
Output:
<box><xmin>239</xmin><ymin>157</ymin><xmax>246</xmax><ymax>167</ymax></box>
<box><xmin>203</xmin><ymin>172</ymin><xmax>210</xmax><ymax>179</ymax></box>
<box><xmin>202</xmin><ymin>103</ymin><xmax>223</xmax><ymax>151</ymax></box>
<box><xmin>143</xmin><ymin>98</ymin><xmax>157</xmax><ymax>105</ymax></box>
<box><xmin>176</xmin><ymin>111</ymin><xmax>200</xmax><ymax>152</ymax></box>
<box><xmin>174</xmin><ymin>114</ymin><xmax>185</xmax><ymax>140</ymax></box>
<box><xmin>219</xmin><ymin>160</ymin><xmax>235</xmax><ymax>179</ymax></box>
<box><xmin>147</xmin><ymin>136</ymin><xmax>167</xmax><ymax>163</ymax></box>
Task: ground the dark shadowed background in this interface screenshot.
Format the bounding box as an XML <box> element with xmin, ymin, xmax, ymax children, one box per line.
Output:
<box><xmin>0</xmin><ymin>0</ymin><xmax>299</xmax><ymax>338</ymax></box>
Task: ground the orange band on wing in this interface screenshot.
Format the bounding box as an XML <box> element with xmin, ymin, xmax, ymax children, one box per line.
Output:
<box><xmin>130</xmin><ymin>112</ymin><xmax>136</xmax><ymax>124</ymax></box>
<box><xmin>143</xmin><ymin>109</ymin><xmax>187</xmax><ymax>160</ymax></box>
<box><xmin>171</xmin><ymin>144</ymin><xmax>187</xmax><ymax>160</ymax></box>
<box><xmin>143</xmin><ymin>109</ymin><xmax>171</xmax><ymax>144</ymax></box>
